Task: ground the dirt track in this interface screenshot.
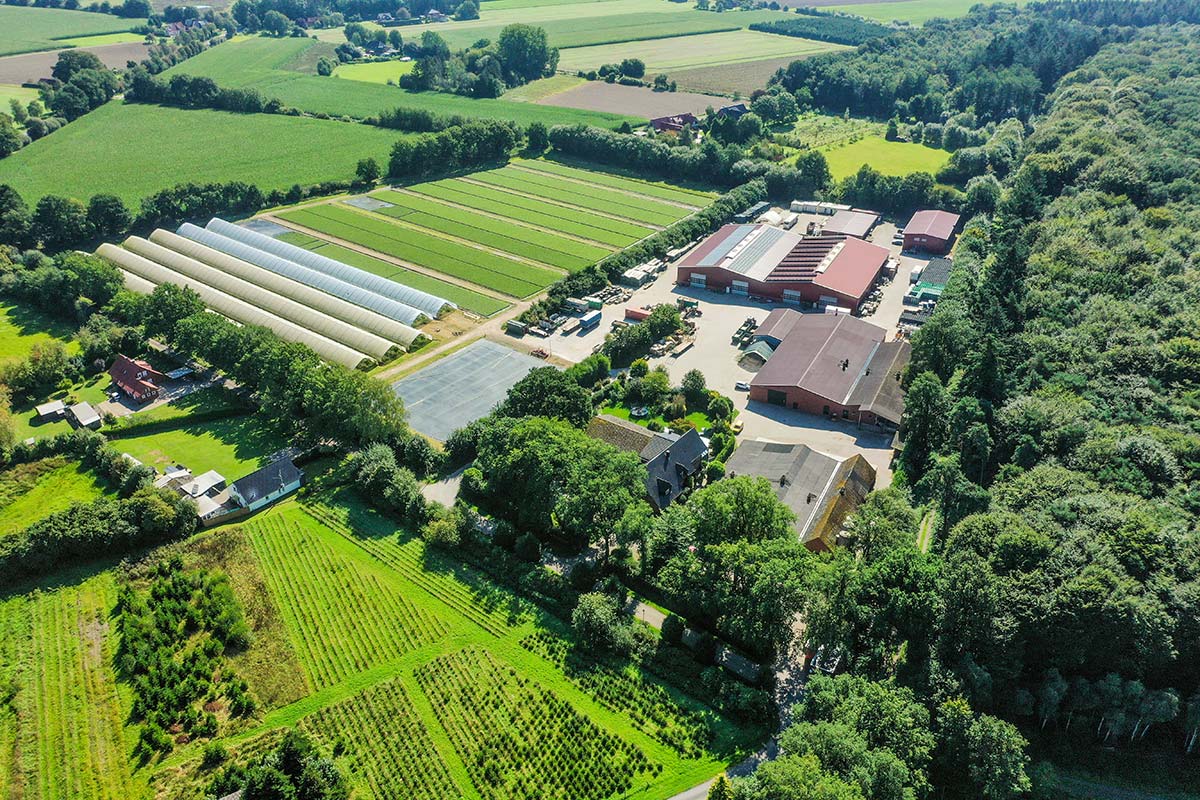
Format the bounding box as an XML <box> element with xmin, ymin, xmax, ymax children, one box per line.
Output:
<box><xmin>0</xmin><ymin>41</ymin><xmax>150</xmax><ymax>85</ymax></box>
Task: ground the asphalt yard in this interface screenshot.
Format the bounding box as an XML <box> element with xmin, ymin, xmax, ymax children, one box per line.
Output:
<box><xmin>391</xmin><ymin>338</ymin><xmax>549</xmax><ymax>441</ymax></box>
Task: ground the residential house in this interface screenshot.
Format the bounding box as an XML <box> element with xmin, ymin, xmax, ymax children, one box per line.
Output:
<box><xmin>229</xmin><ymin>459</ymin><xmax>304</xmax><ymax>513</ymax></box>
<box><xmin>585</xmin><ymin>414</ymin><xmax>708</xmax><ymax>510</ymax></box>
<box><xmin>650</xmin><ymin>113</ymin><xmax>698</xmax><ymax>134</ymax></box>
<box><xmin>109</xmin><ymin>354</ymin><xmax>168</xmax><ymax>403</ymax></box>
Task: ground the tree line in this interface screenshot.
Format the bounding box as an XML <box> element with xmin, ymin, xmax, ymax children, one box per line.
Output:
<box><xmin>749</xmin><ymin>14</ymin><xmax>891</xmax><ymax>46</ymax></box>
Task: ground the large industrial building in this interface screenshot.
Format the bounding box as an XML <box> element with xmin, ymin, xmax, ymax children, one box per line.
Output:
<box><xmin>903</xmin><ymin>210</ymin><xmax>960</xmax><ymax>254</ymax></box>
<box><xmin>748</xmin><ymin>310</ymin><xmax>910</xmax><ymax>427</ymax></box>
<box><xmin>675</xmin><ymin>224</ymin><xmax>892</xmax><ymax>311</ymax></box>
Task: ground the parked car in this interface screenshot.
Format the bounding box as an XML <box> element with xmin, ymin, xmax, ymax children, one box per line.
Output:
<box><xmin>735</xmin><ymin>381</ymin><xmax>750</xmax><ymax>391</ymax></box>
<box><xmin>731</xmin><ymin>419</ymin><xmax>744</xmax><ymax>433</ymax></box>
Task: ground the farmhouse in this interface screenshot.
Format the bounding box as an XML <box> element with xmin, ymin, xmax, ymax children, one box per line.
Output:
<box><xmin>650</xmin><ymin>113</ymin><xmax>698</xmax><ymax>133</ymax></box>
<box><xmin>676</xmin><ymin>224</ymin><xmax>891</xmax><ymax>311</ymax></box>
<box><xmin>229</xmin><ymin>458</ymin><xmax>304</xmax><ymax>512</ymax></box>
<box><xmin>717</xmin><ymin>103</ymin><xmax>749</xmax><ymax>119</ymax></box>
<box><xmin>109</xmin><ymin>354</ymin><xmax>167</xmax><ymax>403</ymax></box>
<box><xmin>585</xmin><ymin>415</ymin><xmax>707</xmax><ymax>511</ymax></box>
<box><xmin>820</xmin><ymin>209</ymin><xmax>879</xmax><ymax>239</ymax></box>
<box><xmin>903</xmin><ymin>210</ymin><xmax>960</xmax><ymax>254</ymax></box>
<box><xmin>748</xmin><ymin>311</ymin><xmax>910</xmax><ymax>428</ymax></box>
<box><xmin>725</xmin><ymin>440</ymin><xmax>876</xmax><ymax>552</ymax></box>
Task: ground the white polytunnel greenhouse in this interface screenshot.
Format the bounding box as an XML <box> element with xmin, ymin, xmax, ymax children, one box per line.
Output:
<box><xmin>121</xmin><ymin>236</ymin><xmax>397</xmax><ymax>360</ymax></box>
<box><xmin>148</xmin><ymin>230</ymin><xmax>421</xmax><ymax>349</ymax></box>
<box><xmin>204</xmin><ymin>217</ymin><xmax>455</xmax><ymax>318</ymax></box>
<box><xmin>96</xmin><ymin>243</ymin><xmax>371</xmax><ymax>369</ymax></box>
<box><xmin>121</xmin><ymin>269</ymin><xmax>159</xmax><ymax>295</ymax></box>
<box><xmin>176</xmin><ymin>223</ymin><xmax>427</xmax><ymax>327</ymax></box>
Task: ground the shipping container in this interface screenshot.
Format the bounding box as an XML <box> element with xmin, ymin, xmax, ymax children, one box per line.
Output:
<box><xmin>625</xmin><ymin>307</ymin><xmax>651</xmax><ymax>322</ymax></box>
<box><xmin>581</xmin><ymin>310</ymin><xmax>602</xmax><ymax>330</ymax></box>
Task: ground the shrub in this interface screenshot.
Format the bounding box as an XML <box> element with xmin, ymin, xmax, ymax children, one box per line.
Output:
<box><xmin>572</xmin><ymin>592</ymin><xmax>634</xmax><ymax>654</ymax></box>
<box><xmin>661</xmin><ymin>613</ymin><xmax>686</xmax><ymax>645</ymax></box>
<box><xmin>706</xmin><ymin>461</ymin><xmax>726</xmax><ymax>483</ymax></box>
<box><xmin>422</xmin><ymin>507</ymin><xmax>462</xmax><ymax>548</ymax></box>
<box><xmin>570</xmin><ymin>559</ymin><xmax>599</xmax><ymax>591</ymax></box>
<box><xmin>492</xmin><ymin>519</ymin><xmax>518</xmax><ymax>550</ymax></box>
<box><xmin>693</xmin><ymin>631</ymin><xmax>720</xmax><ymax>665</ymax></box>
<box><xmin>201</xmin><ymin>741</ymin><xmax>227</xmax><ymax>770</ymax></box>
<box><xmin>515</xmin><ymin>531</ymin><xmax>542</xmax><ymax>563</ymax></box>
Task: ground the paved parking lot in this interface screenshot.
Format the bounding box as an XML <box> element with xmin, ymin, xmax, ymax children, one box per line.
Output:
<box><xmin>392</xmin><ymin>339</ymin><xmax>549</xmax><ymax>441</ymax></box>
<box><xmin>534</xmin><ymin>220</ymin><xmax>936</xmax><ymax>487</ymax></box>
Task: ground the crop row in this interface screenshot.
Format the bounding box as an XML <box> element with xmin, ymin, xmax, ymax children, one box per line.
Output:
<box><xmin>410</xmin><ymin>179</ymin><xmax>652</xmax><ymax>247</ymax></box>
<box><xmin>372</xmin><ymin>190</ymin><xmax>610</xmax><ymax>271</ymax></box>
<box><xmin>302</xmin><ymin>677</ymin><xmax>460</xmax><ymax>800</ymax></box>
<box><xmin>514</xmin><ymin>159</ymin><xmax>716</xmax><ymax>205</ymax></box>
<box><xmin>520</xmin><ymin>632</ymin><xmax>713</xmax><ymax>759</ymax></box>
<box><xmin>303</xmin><ymin>501</ymin><xmax>527</xmax><ymax>636</ymax></box>
<box><xmin>416</xmin><ymin>647</ymin><xmax>657</xmax><ymax>800</ymax></box>
<box><xmin>277</xmin><ymin>204</ymin><xmax>558</xmax><ymax>298</ymax></box>
<box><xmin>470</xmin><ymin>168</ymin><xmax>690</xmax><ymax>227</ymax></box>
<box><xmin>247</xmin><ymin>516</ymin><xmax>447</xmax><ymax>688</ymax></box>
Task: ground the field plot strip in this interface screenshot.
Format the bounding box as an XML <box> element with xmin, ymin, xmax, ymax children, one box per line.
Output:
<box><xmin>275</xmin><ymin>204</ymin><xmax>559</xmax><ymax>299</ymax></box>
<box><xmin>408</xmin><ymin>179</ymin><xmax>650</xmax><ymax>247</ymax></box>
<box><xmin>513</xmin><ymin>158</ymin><xmax>717</xmax><ymax>204</ymax></box>
<box><xmin>370</xmin><ymin>190</ymin><xmax>609</xmax><ymax>272</ymax></box>
<box><xmin>466</xmin><ymin>167</ymin><xmax>689</xmax><ymax>226</ymax></box>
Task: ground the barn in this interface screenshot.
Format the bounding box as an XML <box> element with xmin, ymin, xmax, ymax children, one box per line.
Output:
<box><xmin>748</xmin><ymin>311</ymin><xmax>910</xmax><ymax>428</ymax></box>
<box><xmin>903</xmin><ymin>210</ymin><xmax>960</xmax><ymax>254</ymax></box>
<box><xmin>675</xmin><ymin>224</ymin><xmax>891</xmax><ymax>311</ymax></box>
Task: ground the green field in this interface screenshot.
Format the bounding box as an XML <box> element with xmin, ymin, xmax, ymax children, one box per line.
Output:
<box><xmin>276</xmin><ymin>203</ymin><xmax>562</xmax><ymax>298</ymax></box>
<box><xmin>164</xmin><ymin>36</ymin><xmax>641</xmax><ymax>128</ymax></box>
<box><xmin>503</xmin><ymin>74</ymin><xmax>585</xmax><ymax>102</ymax></box>
<box><xmin>820</xmin><ymin>135</ymin><xmax>952</xmax><ymax>179</ymax></box>
<box><xmin>556</xmin><ymin>28</ymin><xmax>848</xmax><ymax>73</ymax></box>
<box><xmin>412</xmin><ymin>178</ymin><xmax>656</xmax><ymax>247</ymax></box>
<box><xmin>332</xmin><ymin>58</ymin><xmax>414</xmax><ymax>84</ymax></box>
<box><xmin>0</xmin><ymin>5</ymin><xmax>142</xmax><ymax>56</ymax></box>
<box><xmin>823</xmin><ymin>0</ymin><xmax>1025</xmax><ymax>24</ymax></box>
<box><xmin>0</xmin><ymin>301</ymin><xmax>79</xmax><ymax>363</ymax></box>
<box><xmin>0</xmin><ymin>458</ymin><xmax>109</xmax><ymax>535</ymax></box>
<box><xmin>112</xmin><ymin>414</ymin><xmax>287</xmax><ymax>479</ymax></box>
<box><xmin>54</xmin><ymin>31</ymin><xmax>146</xmax><ymax>47</ymax></box>
<box><xmin>0</xmin><ymin>101</ymin><xmax>409</xmax><ymax>204</ymax></box>
<box><xmin>276</xmin><ymin>231</ymin><xmax>511</xmax><ymax>317</ymax></box>
<box><xmin>371</xmin><ymin>189</ymin><xmax>612</xmax><ymax>271</ymax></box>
<box><xmin>515</xmin><ymin>157</ymin><xmax>717</xmax><ymax>204</ymax></box>
<box><xmin>0</xmin><ymin>84</ymin><xmax>42</xmax><ymax>108</ymax></box>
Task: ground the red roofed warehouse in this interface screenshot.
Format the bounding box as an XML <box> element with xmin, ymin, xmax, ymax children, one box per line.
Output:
<box><xmin>109</xmin><ymin>354</ymin><xmax>167</xmax><ymax>403</ymax></box>
<box><xmin>903</xmin><ymin>210</ymin><xmax>960</xmax><ymax>254</ymax></box>
<box><xmin>676</xmin><ymin>224</ymin><xmax>891</xmax><ymax>311</ymax></box>
<box><xmin>749</xmin><ymin>310</ymin><xmax>910</xmax><ymax>427</ymax></box>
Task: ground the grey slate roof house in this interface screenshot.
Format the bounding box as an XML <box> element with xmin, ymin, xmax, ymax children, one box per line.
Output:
<box><xmin>229</xmin><ymin>459</ymin><xmax>304</xmax><ymax>512</ymax></box>
<box><xmin>586</xmin><ymin>414</ymin><xmax>708</xmax><ymax>510</ymax></box>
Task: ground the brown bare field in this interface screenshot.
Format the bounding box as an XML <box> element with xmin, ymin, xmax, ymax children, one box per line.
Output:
<box><xmin>537</xmin><ymin>80</ymin><xmax>725</xmax><ymax>116</ymax></box>
<box><xmin>0</xmin><ymin>41</ymin><xmax>149</xmax><ymax>84</ymax></box>
<box><xmin>669</xmin><ymin>55</ymin><xmax>799</xmax><ymax>97</ymax></box>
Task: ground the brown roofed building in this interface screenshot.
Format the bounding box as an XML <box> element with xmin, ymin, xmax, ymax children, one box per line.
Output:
<box><xmin>903</xmin><ymin>210</ymin><xmax>960</xmax><ymax>254</ymax></box>
<box><xmin>650</xmin><ymin>112</ymin><xmax>698</xmax><ymax>133</ymax></box>
<box><xmin>109</xmin><ymin>354</ymin><xmax>167</xmax><ymax>403</ymax></box>
<box><xmin>725</xmin><ymin>440</ymin><xmax>876</xmax><ymax>551</ymax></box>
<box><xmin>676</xmin><ymin>224</ymin><xmax>890</xmax><ymax>311</ymax></box>
<box><xmin>585</xmin><ymin>414</ymin><xmax>707</xmax><ymax>510</ymax></box>
<box><xmin>749</xmin><ymin>311</ymin><xmax>910</xmax><ymax>427</ymax></box>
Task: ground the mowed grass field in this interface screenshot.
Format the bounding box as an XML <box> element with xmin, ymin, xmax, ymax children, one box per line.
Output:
<box><xmin>555</xmin><ymin>28</ymin><xmax>848</xmax><ymax>73</ymax></box>
<box><xmin>139</xmin><ymin>497</ymin><xmax>756</xmax><ymax>800</ymax></box>
<box><xmin>276</xmin><ymin>231</ymin><xmax>511</xmax><ymax>317</ymax></box>
<box><xmin>0</xmin><ymin>5</ymin><xmax>142</xmax><ymax>56</ymax></box>
<box><xmin>332</xmin><ymin>58</ymin><xmax>414</xmax><ymax>84</ymax></box>
<box><xmin>0</xmin><ymin>101</ymin><xmax>408</xmax><ymax>204</ymax></box>
<box><xmin>112</xmin><ymin>414</ymin><xmax>287</xmax><ymax>479</ymax></box>
<box><xmin>820</xmin><ymin>135</ymin><xmax>951</xmax><ymax>179</ymax></box>
<box><xmin>0</xmin><ymin>457</ymin><xmax>109</xmax><ymax>536</ymax></box>
<box><xmin>0</xmin><ymin>301</ymin><xmax>80</xmax><ymax>362</ymax></box>
<box><xmin>164</xmin><ymin>36</ymin><xmax>641</xmax><ymax>128</ymax></box>
<box><xmin>274</xmin><ymin>160</ymin><xmax>710</xmax><ymax>298</ymax></box>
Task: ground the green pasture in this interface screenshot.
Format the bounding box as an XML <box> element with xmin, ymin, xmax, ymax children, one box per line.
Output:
<box><xmin>0</xmin><ymin>458</ymin><xmax>109</xmax><ymax>536</ymax></box>
<box><xmin>514</xmin><ymin>157</ymin><xmax>717</xmax><ymax>204</ymax></box>
<box><xmin>275</xmin><ymin>231</ymin><xmax>510</xmax><ymax>317</ymax></box>
<box><xmin>332</xmin><ymin>58</ymin><xmax>414</xmax><ymax>84</ymax></box>
<box><xmin>555</xmin><ymin>28</ymin><xmax>847</xmax><ymax>73</ymax></box>
<box><xmin>820</xmin><ymin>135</ymin><xmax>951</xmax><ymax>179</ymax></box>
<box><xmin>112</xmin><ymin>414</ymin><xmax>286</xmax><ymax>479</ymax></box>
<box><xmin>163</xmin><ymin>36</ymin><xmax>641</xmax><ymax>128</ymax></box>
<box><xmin>53</xmin><ymin>31</ymin><xmax>146</xmax><ymax>47</ymax></box>
<box><xmin>371</xmin><ymin>189</ymin><xmax>611</xmax><ymax>271</ymax></box>
<box><xmin>502</xmin><ymin>74</ymin><xmax>584</xmax><ymax>102</ymax></box>
<box><xmin>410</xmin><ymin>178</ymin><xmax>655</xmax><ymax>247</ymax></box>
<box><xmin>0</xmin><ymin>5</ymin><xmax>142</xmax><ymax>56</ymax></box>
<box><xmin>0</xmin><ymin>84</ymin><xmax>42</xmax><ymax>108</ymax></box>
<box><xmin>822</xmin><ymin>0</ymin><xmax>1026</xmax><ymax>24</ymax></box>
<box><xmin>276</xmin><ymin>204</ymin><xmax>561</xmax><ymax>298</ymax></box>
<box><xmin>0</xmin><ymin>101</ymin><xmax>407</xmax><ymax>204</ymax></box>
<box><xmin>0</xmin><ymin>301</ymin><xmax>79</xmax><ymax>363</ymax></box>
<box><xmin>469</xmin><ymin>166</ymin><xmax>691</xmax><ymax>227</ymax></box>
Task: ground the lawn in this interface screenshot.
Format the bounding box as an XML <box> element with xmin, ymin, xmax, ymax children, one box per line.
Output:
<box><xmin>112</xmin><ymin>414</ymin><xmax>287</xmax><ymax>479</ymax></box>
<box><xmin>823</xmin><ymin>0</ymin><xmax>1025</xmax><ymax>24</ymax></box>
<box><xmin>371</xmin><ymin>189</ymin><xmax>612</xmax><ymax>271</ymax></box>
<box><xmin>276</xmin><ymin>203</ymin><xmax>562</xmax><ymax>298</ymax></box>
<box><xmin>332</xmin><ymin>58</ymin><xmax>414</xmax><ymax>84</ymax></box>
<box><xmin>0</xmin><ymin>84</ymin><xmax>41</xmax><ymax>108</ymax></box>
<box><xmin>555</xmin><ymin>28</ymin><xmax>848</xmax><ymax>74</ymax></box>
<box><xmin>0</xmin><ymin>5</ymin><xmax>142</xmax><ymax>56</ymax></box>
<box><xmin>820</xmin><ymin>135</ymin><xmax>952</xmax><ymax>179</ymax></box>
<box><xmin>0</xmin><ymin>301</ymin><xmax>79</xmax><ymax>363</ymax></box>
<box><xmin>411</xmin><ymin>178</ymin><xmax>655</xmax><ymax>247</ymax></box>
<box><xmin>0</xmin><ymin>457</ymin><xmax>109</xmax><ymax>536</ymax></box>
<box><xmin>11</xmin><ymin>373</ymin><xmax>111</xmax><ymax>443</ymax></box>
<box><xmin>164</xmin><ymin>36</ymin><xmax>641</xmax><ymax>128</ymax></box>
<box><xmin>0</xmin><ymin>101</ymin><xmax>409</xmax><ymax>204</ymax></box>
<box><xmin>275</xmin><ymin>231</ymin><xmax>511</xmax><ymax>317</ymax></box>
<box><xmin>601</xmin><ymin>401</ymin><xmax>713</xmax><ymax>433</ymax></box>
